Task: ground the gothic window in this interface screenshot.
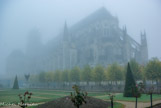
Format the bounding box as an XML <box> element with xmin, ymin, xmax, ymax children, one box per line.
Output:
<box><xmin>103</xmin><ymin>28</ymin><xmax>110</xmax><ymax>37</ymax></box>
<box><xmin>132</xmin><ymin>52</ymin><xmax>135</xmax><ymax>58</ymax></box>
<box><xmin>131</xmin><ymin>44</ymin><xmax>136</xmax><ymax>49</ymax></box>
<box><xmin>120</xmin><ymin>36</ymin><xmax>123</xmax><ymax>41</ymax></box>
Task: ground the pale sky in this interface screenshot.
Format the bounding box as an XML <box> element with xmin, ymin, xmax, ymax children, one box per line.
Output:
<box><xmin>0</xmin><ymin>0</ymin><xmax>161</xmax><ymax>75</ymax></box>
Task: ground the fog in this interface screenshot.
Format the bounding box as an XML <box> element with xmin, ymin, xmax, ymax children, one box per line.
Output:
<box><xmin>0</xmin><ymin>0</ymin><xmax>161</xmax><ymax>77</ymax></box>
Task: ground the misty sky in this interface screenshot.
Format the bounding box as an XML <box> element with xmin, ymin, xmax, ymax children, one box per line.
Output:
<box><xmin>0</xmin><ymin>0</ymin><xmax>161</xmax><ymax>76</ymax></box>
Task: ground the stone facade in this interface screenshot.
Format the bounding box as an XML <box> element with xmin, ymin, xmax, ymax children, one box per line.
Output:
<box><xmin>44</xmin><ymin>7</ymin><xmax>148</xmax><ymax>71</ymax></box>
<box><xmin>6</xmin><ymin>7</ymin><xmax>148</xmax><ymax>75</ymax></box>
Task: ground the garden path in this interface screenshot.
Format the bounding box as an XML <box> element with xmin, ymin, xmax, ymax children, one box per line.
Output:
<box><xmin>116</xmin><ymin>100</ymin><xmax>161</xmax><ymax>108</ymax></box>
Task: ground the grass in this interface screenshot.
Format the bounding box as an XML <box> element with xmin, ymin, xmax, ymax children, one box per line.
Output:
<box><xmin>0</xmin><ymin>89</ymin><xmax>107</xmax><ymax>104</ymax></box>
<box><xmin>108</xmin><ymin>102</ymin><xmax>125</xmax><ymax>108</ymax></box>
<box><xmin>1</xmin><ymin>89</ymin><xmax>161</xmax><ymax>107</ymax></box>
<box><xmin>0</xmin><ymin>89</ymin><xmax>69</xmax><ymax>104</ymax></box>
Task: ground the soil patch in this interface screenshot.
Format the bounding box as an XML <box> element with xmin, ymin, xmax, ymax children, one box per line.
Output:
<box><xmin>37</xmin><ymin>96</ymin><xmax>110</xmax><ymax>108</ymax></box>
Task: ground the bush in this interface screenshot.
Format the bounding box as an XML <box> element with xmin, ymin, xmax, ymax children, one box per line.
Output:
<box><xmin>13</xmin><ymin>75</ymin><xmax>19</xmax><ymax>89</ymax></box>
<box><xmin>124</xmin><ymin>63</ymin><xmax>137</xmax><ymax>97</ymax></box>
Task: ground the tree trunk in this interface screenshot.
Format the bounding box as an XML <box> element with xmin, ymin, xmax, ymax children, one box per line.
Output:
<box><xmin>135</xmin><ymin>97</ymin><xmax>137</xmax><ymax>108</ymax></box>
<box><xmin>150</xmin><ymin>93</ymin><xmax>152</xmax><ymax>108</ymax></box>
<box><xmin>111</xmin><ymin>99</ymin><xmax>113</xmax><ymax>108</ymax></box>
<box><xmin>156</xmin><ymin>80</ymin><xmax>158</xmax><ymax>93</ymax></box>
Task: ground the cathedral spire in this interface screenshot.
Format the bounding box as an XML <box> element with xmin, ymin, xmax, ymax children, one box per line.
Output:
<box><xmin>63</xmin><ymin>21</ymin><xmax>69</xmax><ymax>41</ymax></box>
<box><xmin>141</xmin><ymin>30</ymin><xmax>147</xmax><ymax>44</ymax></box>
<box><xmin>123</xmin><ymin>25</ymin><xmax>127</xmax><ymax>34</ymax></box>
<box><xmin>140</xmin><ymin>30</ymin><xmax>148</xmax><ymax>64</ymax></box>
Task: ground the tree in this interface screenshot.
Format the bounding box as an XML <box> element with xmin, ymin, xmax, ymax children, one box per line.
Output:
<box><xmin>108</xmin><ymin>93</ymin><xmax>115</xmax><ymax>108</ymax></box>
<box><xmin>53</xmin><ymin>70</ymin><xmax>61</xmax><ymax>82</ymax></box>
<box><xmin>129</xmin><ymin>59</ymin><xmax>143</xmax><ymax>80</ymax></box>
<box><xmin>124</xmin><ymin>63</ymin><xmax>136</xmax><ymax>97</ymax></box>
<box><xmin>80</xmin><ymin>65</ymin><xmax>92</xmax><ymax>84</ymax></box>
<box><xmin>92</xmin><ymin>65</ymin><xmax>105</xmax><ymax>82</ymax></box>
<box><xmin>45</xmin><ymin>72</ymin><xmax>54</xmax><ymax>82</ymax></box>
<box><xmin>69</xmin><ymin>67</ymin><xmax>80</xmax><ymax>82</ymax></box>
<box><xmin>106</xmin><ymin>63</ymin><xmax>124</xmax><ymax>84</ymax></box>
<box><xmin>145</xmin><ymin>58</ymin><xmax>161</xmax><ymax>91</ymax></box>
<box><xmin>13</xmin><ymin>75</ymin><xmax>19</xmax><ymax>89</ymax></box>
<box><xmin>60</xmin><ymin>70</ymin><xmax>69</xmax><ymax>82</ymax></box>
<box><xmin>38</xmin><ymin>72</ymin><xmax>46</xmax><ymax>83</ymax></box>
<box><xmin>145</xmin><ymin>58</ymin><xmax>161</xmax><ymax>82</ymax></box>
<box><xmin>24</xmin><ymin>74</ymin><xmax>30</xmax><ymax>81</ymax></box>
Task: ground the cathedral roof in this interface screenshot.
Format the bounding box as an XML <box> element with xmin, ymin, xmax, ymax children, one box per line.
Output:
<box><xmin>70</xmin><ymin>7</ymin><xmax>117</xmax><ymax>32</ymax></box>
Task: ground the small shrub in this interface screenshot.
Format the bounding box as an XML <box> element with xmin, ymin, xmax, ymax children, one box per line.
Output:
<box><xmin>70</xmin><ymin>85</ymin><xmax>87</xmax><ymax>108</ymax></box>
<box><xmin>18</xmin><ymin>91</ymin><xmax>33</xmax><ymax>108</ymax></box>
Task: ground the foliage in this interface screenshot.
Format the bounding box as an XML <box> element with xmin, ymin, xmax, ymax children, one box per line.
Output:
<box><xmin>45</xmin><ymin>72</ymin><xmax>54</xmax><ymax>82</ymax></box>
<box><xmin>106</xmin><ymin>63</ymin><xmax>124</xmax><ymax>82</ymax></box>
<box><xmin>124</xmin><ymin>63</ymin><xmax>136</xmax><ymax>97</ymax></box>
<box><xmin>145</xmin><ymin>58</ymin><xmax>161</xmax><ymax>81</ymax></box>
<box><xmin>28</xmin><ymin>59</ymin><xmax>161</xmax><ymax>83</ymax></box>
<box><xmin>38</xmin><ymin>72</ymin><xmax>46</xmax><ymax>83</ymax></box>
<box><xmin>69</xmin><ymin>67</ymin><xmax>81</xmax><ymax>82</ymax></box>
<box><xmin>13</xmin><ymin>75</ymin><xmax>19</xmax><ymax>89</ymax></box>
<box><xmin>24</xmin><ymin>74</ymin><xmax>30</xmax><ymax>81</ymax></box>
<box><xmin>18</xmin><ymin>91</ymin><xmax>32</xmax><ymax>108</ymax></box>
<box><xmin>129</xmin><ymin>59</ymin><xmax>143</xmax><ymax>80</ymax></box>
<box><xmin>60</xmin><ymin>70</ymin><xmax>69</xmax><ymax>82</ymax></box>
<box><xmin>80</xmin><ymin>65</ymin><xmax>92</xmax><ymax>83</ymax></box>
<box><xmin>70</xmin><ymin>85</ymin><xmax>87</xmax><ymax>108</ymax></box>
<box><xmin>53</xmin><ymin>70</ymin><xmax>61</xmax><ymax>82</ymax></box>
<box><xmin>92</xmin><ymin>65</ymin><xmax>105</xmax><ymax>82</ymax></box>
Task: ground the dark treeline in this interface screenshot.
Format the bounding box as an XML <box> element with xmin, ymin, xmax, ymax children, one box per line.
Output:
<box><xmin>29</xmin><ymin>58</ymin><xmax>161</xmax><ymax>84</ymax></box>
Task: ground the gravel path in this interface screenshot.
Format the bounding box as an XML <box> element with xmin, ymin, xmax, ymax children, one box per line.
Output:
<box><xmin>116</xmin><ymin>100</ymin><xmax>161</xmax><ymax>108</ymax></box>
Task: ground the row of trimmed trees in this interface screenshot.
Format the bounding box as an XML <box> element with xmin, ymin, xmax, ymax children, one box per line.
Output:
<box><xmin>29</xmin><ymin>58</ymin><xmax>161</xmax><ymax>83</ymax></box>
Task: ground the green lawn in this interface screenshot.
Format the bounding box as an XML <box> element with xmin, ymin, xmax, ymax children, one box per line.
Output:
<box><xmin>1</xmin><ymin>89</ymin><xmax>161</xmax><ymax>107</ymax></box>
<box><xmin>0</xmin><ymin>89</ymin><xmax>70</xmax><ymax>104</ymax></box>
<box><xmin>0</xmin><ymin>89</ymin><xmax>107</xmax><ymax>104</ymax></box>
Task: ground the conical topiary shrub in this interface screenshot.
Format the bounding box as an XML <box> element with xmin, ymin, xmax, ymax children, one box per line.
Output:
<box><xmin>13</xmin><ymin>75</ymin><xmax>19</xmax><ymax>89</ymax></box>
<box><xmin>124</xmin><ymin>63</ymin><xmax>136</xmax><ymax>97</ymax></box>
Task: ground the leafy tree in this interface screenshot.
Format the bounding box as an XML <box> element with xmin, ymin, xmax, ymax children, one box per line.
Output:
<box><xmin>24</xmin><ymin>74</ymin><xmax>30</xmax><ymax>82</ymax></box>
<box><xmin>69</xmin><ymin>67</ymin><xmax>80</xmax><ymax>82</ymax></box>
<box><xmin>145</xmin><ymin>58</ymin><xmax>161</xmax><ymax>91</ymax></box>
<box><xmin>106</xmin><ymin>63</ymin><xmax>124</xmax><ymax>84</ymax></box>
<box><xmin>38</xmin><ymin>72</ymin><xmax>46</xmax><ymax>83</ymax></box>
<box><xmin>80</xmin><ymin>65</ymin><xmax>92</xmax><ymax>84</ymax></box>
<box><xmin>60</xmin><ymin>70</ymin><xmax>69</xmax><ymax>82</ymax></box>
<box><xmin>92</xmin><ymin>65</ymin><xmax>105</xmax><ymax>82</ymax></box>
<box><xmin>129</xmin><ymin>59</ymin><xmax>143</xmax><ymax>80</ymax></box>
<box><xmin>145</xmin><ymin>58</ymin><xmax>161</xmax><ymax>82</ymax></box>
<box><xmin>124</xmin><ymin>63</ymin><xmax>136</xmax><ymax>97</ymax></box>
<box><xmin>45</xmin><ymin>72</ymin><xmax>54</xmax><ymax>82</ymax></box>
<box><xmin>53</xmin><ymin>70</ymin><xmax>61</xmax><ymax>82</ymax></box>
<box><xmin>13</xmin><ymin>75</ymin><xmax>19</xmax><ymax>89</ymax></box>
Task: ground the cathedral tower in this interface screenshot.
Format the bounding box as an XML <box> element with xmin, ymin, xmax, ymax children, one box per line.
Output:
<box><xmin>123</xmin><ymin>26</ymin><xmax>130</xmax><ymax>63</ymax></box>
<box><xmin>140</xmin><ymin>31</ymin><xmax>148</xmax><ymax>64</ymax></box>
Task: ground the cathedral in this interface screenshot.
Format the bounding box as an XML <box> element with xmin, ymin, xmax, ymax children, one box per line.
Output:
<box><xmin>6</xmin><ymin>7</ymin><xmax>148</xmax><ymax>74</ymax></box>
